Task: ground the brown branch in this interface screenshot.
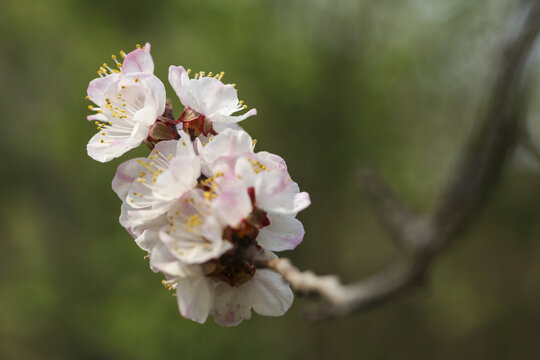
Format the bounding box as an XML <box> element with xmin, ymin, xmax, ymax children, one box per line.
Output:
<box><xmin>256</xmin><ymin>0</ymin><xmax>540</xmax><ymax>320</ymax></box>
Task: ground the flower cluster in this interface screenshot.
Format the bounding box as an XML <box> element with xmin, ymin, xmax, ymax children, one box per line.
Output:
<box><xmin>85</xmin><ymin>44</ymin><xmax>310</xmax><ymax>326</ymax></box>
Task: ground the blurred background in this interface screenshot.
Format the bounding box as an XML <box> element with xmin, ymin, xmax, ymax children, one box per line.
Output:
<box><xmin>2</xmin><ymin>0</ymin><xmax>540</xmax><ymax>358</ymax></box>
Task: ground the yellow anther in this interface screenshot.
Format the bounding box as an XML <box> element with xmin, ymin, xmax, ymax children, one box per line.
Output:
<box><xmin>111</xmin><ymin>55</ymin><xmax>117</xmax><ymax>60</ymax></box>
<box><xmin>135</xmin><ymin>78</ymin><xmax>139</xmax><ymax>82</ymax></box>
<box><xmin>231</xmin><ymin>83</ymin><xmax>236</xmax><ymax>88</ymax></box>
<box><xmin>187</xmin><ymin>68</ymin><xmax>191</xmax><ymax>74</ymax></box>
<box><xmin>100</xmin><ymin>139</ymin><xmax>104</xmax><ymax>143</ymax></box>
<box><xmin>85</xmin><ymin>95</ymin><xmax>90</xmax><ymax>100</ymax></box>
<box><xmin>88</xmin><ymin>105</ymin><xmax>94</xmax><ymax>110</ymax></box>
<box><xmin>218</xmin><ymin>71</ymin><xmax>225</xmax><ymax>80</ymax></box>
<box><xmin>200</xmin><ymin>71</ymin><xmax>205</xmax><ymax>77</ymax></box>
<box><xmin>207</xmin><ymin>72</ymin><xmax>213</xmax><ymax>77</ymax></box>
<box><xmin>120</xmin><ymin>50</ymin><xmax>126</xmax><ymax>58</ymax></box>
<box><xmin>239</xmin><ymin>100</ymin><xmax>244</xmax><ymax>105</ymax></box>
<box><xmin>136</xmin><ymin>44</ymin><xmax>141</xmax><ymax>49</ymax></box>
<box><xmin>94</xmin><ymin>121</ymin><xmax>99</xmax><ymax>125</ymax></box>
<box><xmin>242</xmin><ymin>105</ymin><xmax>247</xmax><ymax>109</ymax></box>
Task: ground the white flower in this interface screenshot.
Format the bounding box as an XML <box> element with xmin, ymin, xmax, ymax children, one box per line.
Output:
<box><xmin>111</xmin><ymin>131</ymin><xmax>200</xmax><ymax>252</ymax></box>
<box><xmin>87</xmin><ymin>43</ymin><xmax>166</xmax><ymax>162</ymax></box>
<box><xmin>145</xmin><ymin>129</ymin><xmax>309</xmax><ymax>325</ymax></box>
<box><xmin>150</xmin><ymin>239</ymin><xmax>294</xmax><ymax>326</ymax></box>
<box><xmin>199</xmin><ymin>129</ymin><xmax>311</xmax><ymax>251</ymax></box>
<box><xmin>168</xmin><ymin>66</ymin><xmax>257</xmax><ymax>138</ymax></box>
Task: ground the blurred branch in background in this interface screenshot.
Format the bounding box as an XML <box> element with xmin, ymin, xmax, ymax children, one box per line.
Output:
<box><xmin>254</xmin><ymin>0</ymin><xmax>540</xmax><ymax>320</ymax></box>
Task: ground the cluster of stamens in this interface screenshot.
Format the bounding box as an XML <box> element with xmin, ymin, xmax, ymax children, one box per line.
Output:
<box><xmin>247</xmin><ymin>157</ymin><xmax>269</xmax><ymax>174</ymax></box>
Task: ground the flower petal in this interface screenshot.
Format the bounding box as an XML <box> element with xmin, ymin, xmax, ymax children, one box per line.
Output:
<box><xmin>87</xmin><ymin>125</ymin><xmax>146</xmax><ymax>162</ymax></box>
<box><xmin>200</xmin><ymin>129</ymin><xmax>254</xmax><ymax>166</ymax></box>
<box><xmin>213</xmin><ymin>183</ymin><xmax>253</xmax><ymax>227</ymax></box>
<box><xmin>121</xmin><ymin>43</ymin><xmax>154</xmax><ymax>74</ymax></box>
<box><xmin>112</xmin><ymin>157</ymin><xmax>147</xmax><ymax>200</ymax></box>
<box><xmin>149</xmin><ymin>242</ymin><xmax>192</xmax><ymax>276</ymax></box>
<box><xmin>257</xmin><ymin>213</ymin><xmax>305</xmax><ymax>251</ymax></box>
<box><xmin>254</xmin><ymin>171</ymin><xmax>311</xmax><ymax>215</ymax></box>
<box><xmin>176</xmin><ymin>275</ymin><xmax>213</xmax><ymax>324</ymax></box>
<box><xmin>169</xmin><ymin>65</ymin><xmax>200</xmax><ymax>111</ymax></box>
<box><xmin>247</xmin><ymin>269</ymin><xmax>294</xmax><ymax>317</ymax></box>
<box><xmin>209</xmin><ymin>108</ymin><xmax>257</xmax><ymax>125</ymax></box>
<box><xmin>87</xmin><ymin>74</ymin><xmax>120</xmax><ymax>104</ymax></box>
<box><xmin>210</xmin><ymin>282</ymin><xmax>253</xmax><ymax>326</ymax></box>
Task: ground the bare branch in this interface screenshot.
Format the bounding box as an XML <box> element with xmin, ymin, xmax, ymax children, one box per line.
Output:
<box><xmin>257</xmin><ymin>0</ymin><xmax>540</xmax><ymax>320</ymax></box>
<box><xmin>358</xmin><ymin>168</ymin><xmax>431</xmax><ymax>250</ymax></box>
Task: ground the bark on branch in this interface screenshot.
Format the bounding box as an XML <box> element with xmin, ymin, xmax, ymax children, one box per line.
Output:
<box><xmin>255</xmin><ymin>0</ymin><xmax>540</xmax><ymax>320</ymax></box>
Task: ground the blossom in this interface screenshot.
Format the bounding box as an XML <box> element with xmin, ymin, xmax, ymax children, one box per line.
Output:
<box><xmin>198</xmin><ymin>129</ymin><xmax>311</xmax><ymax>252</ymax></box>
<box><xmin>151</xmin><ymin>188</ymin><xmax>294</xmax><ymax>326</ymax></box>
<box><xmin>87</xmin><ymin>43</ymin><xmax>166</xmax><ymax>162</ymax></box>
<box><xmin>146</xmin><ymin>129</ymin><xmax>309</xmax><ymax>325</ymax></box>
<box><xmin>111</xmin><ymin>131</ymin><xmax>200</xmax><ymax>252</ymax></box>
<box><xmin>168</xmin><ymin>66</ymin><xmax>257</xmax><ymax>138</ymax></box>
<box><xmin>153</xmin><ymin>244</ymin><xmax>293</xmax><ymax>326</ymax></box>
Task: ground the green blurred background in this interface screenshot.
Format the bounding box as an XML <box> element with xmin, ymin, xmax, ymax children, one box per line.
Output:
<box><xmin>2</xmin><ymin>0</ymin><xmax>540</xmax><ymax>358</ymax></box>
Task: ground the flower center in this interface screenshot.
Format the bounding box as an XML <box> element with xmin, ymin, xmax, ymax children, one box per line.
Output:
<box><xmin>203</xmin><ymin>187</ymin><xmax>270</xmax><ymax>287</ymax></box>
<box><xmin>144</xmin><ymin>101</ymin><xmax>180</xmax><ymax>149</ymax></box>
<box><xmin>178</xmin><ymin>107</ymin><xmax>217</xmax><ymax>139</ymax></box>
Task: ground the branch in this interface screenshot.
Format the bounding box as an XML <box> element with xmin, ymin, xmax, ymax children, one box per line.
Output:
<box><xmin>256</xmin><ymin>0</ymin><xmax>540</xmax><ymax>320</ymax></box>
<box><xmin>358</xmin><ymin>168</ymin><xmax>431</xmax><ymax>250</ymax></box>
